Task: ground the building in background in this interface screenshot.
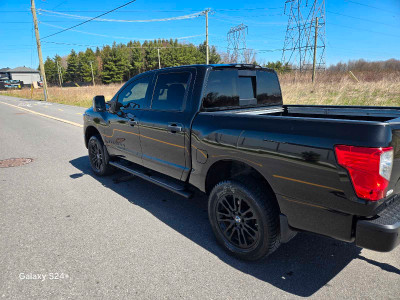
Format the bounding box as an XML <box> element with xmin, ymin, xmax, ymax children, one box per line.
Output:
<box><xmin>0</xmin><ymin>67</ymin><xmax>10</xmax><ymax>79</ymax></box>
<box><xmin>3</xmin><ymin>67</ymin><xmax>41</xmax><ymax>85</ymax></box>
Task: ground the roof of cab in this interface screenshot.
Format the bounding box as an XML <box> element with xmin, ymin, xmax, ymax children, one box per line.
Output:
<box><xmin>131</xmin><ymin>64</ymin><xmax>274</xmax><ymax>79</ymax></box>
<box><xmin>146</xmin><ymin>63</ymin><xmax>273</xmax><ymax>72</ymax></box>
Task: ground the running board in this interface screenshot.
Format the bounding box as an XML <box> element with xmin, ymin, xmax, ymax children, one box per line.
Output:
<box><xmin>109</xmin><ymin>161</ymin><xmax>192</xmax><ymax>199</ymax></box>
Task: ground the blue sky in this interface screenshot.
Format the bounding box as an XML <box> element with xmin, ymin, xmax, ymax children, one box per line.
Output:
<box><xmin>1</xmin><ymin>0</ymin><xmax>399</xmax><ymax>69</ymax></box>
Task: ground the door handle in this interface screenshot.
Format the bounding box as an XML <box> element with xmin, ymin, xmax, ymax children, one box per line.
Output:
<box><xmin>168</xmin><ymin>123</ymin><xmax>182</xmax><ymax>133</ymax></box>
<box><xmin>129</xmin><ymin>119</ymin><xmax>138</xmax><ymax>126</ymax></box>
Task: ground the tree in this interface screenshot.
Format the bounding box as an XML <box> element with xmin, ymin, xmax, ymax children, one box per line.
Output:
<box><xmin>79</xmin><ymin>48</ymin><xmax>98</xmax><ymax>83</ymax></box>
<box><xmin>129</xmin><ymin>40</ymin><xmax>145</xmax><ymax>76</ymax></box>
<box><xmin>328</xmin><ymin>59</ymin><xmax>400</xmax><ymax>72</ymax></box>
<box><xmin>54</xmin><ymin>39</ymin><xmax>228</xmax><ymax>84</ymax></box>
<box><xmin>101</xmin><ymin>46</ymin><xmax>116</xmax><ymax>84</ymax></box>
<box><xmin>198</xmin><ymin>42</ymin><xmax>221</xmax><ymax>64</ymax></box>
<box><xmin>43</xmin><ymin>57</ymin><xmax>57</xmax><ymax>85</ymax></box>
<box><xmin>143</xmin><ymin>40</ymin><xmax>159</xmax><ymax>70</ymax></box>
<box><xmin>264</xmin><ymin>61</ymin><xmax>291</xmax><ymax>73</ymax></box>
<box><xmin>101</xmin><ymin>44</ymin><xmax>129</xmax><ymax>84</ymax></box>
<box><xmin>65</xmin><ymin>49</ymin><xmax>79</xmax><ymax>82</ymax></box>
<box><xmin>54</xmin><ymin>54</ymin><xmax>64</xmax><ymax>85</ymax></box>
<box><xmin>117</xmin><ymin>43</ymin><xmax>132</xmax><ymax>81</ymax></box>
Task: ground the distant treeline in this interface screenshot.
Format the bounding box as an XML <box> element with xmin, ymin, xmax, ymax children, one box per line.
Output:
<box><xmin>328</xmin><ymin>59</ymin><xmax>400</xmax><ymax>72</ymax></box>
<box><xmin>44</xmin><ymin>39</ymin><xmax>220</xmax><ymax>85</ymax></box>
<box><xmin>43</xmin><ymin>40</ymin><xmax>399</xmax><ymax>85</ymax></box>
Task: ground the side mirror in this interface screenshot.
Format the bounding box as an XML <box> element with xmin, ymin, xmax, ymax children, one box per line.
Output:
<box><xmin>108</xmin><ymin>101</ymin><xmax>123</xmax><ymax>114</ymax></box>
<box><xmin>93</xmin><ymin>95</ymin><xmax>106</xmax><ymax>112</ymax></box>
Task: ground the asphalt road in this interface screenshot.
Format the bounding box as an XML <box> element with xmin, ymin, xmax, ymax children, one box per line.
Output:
<box><xmin>0</xmin><ymin>95</ymin><xmax>399</xmax><ymax>299</ymax></box>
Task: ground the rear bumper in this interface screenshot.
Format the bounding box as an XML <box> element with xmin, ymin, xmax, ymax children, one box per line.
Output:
<box><xmin>355</xmin><ymin>196</ymin><xmax>400</xmax><ymax>252</ymax></box>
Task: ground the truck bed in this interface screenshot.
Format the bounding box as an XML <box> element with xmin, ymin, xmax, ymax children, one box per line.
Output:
<box><xmin>195</xmin><ymin>104</ymin><xmax>400</xmax><ymax>213</ymax></box>
<box><xmin>230</xmin><ymin>105</ymin><xmax>400</xmax><ymax>123</ymax></box>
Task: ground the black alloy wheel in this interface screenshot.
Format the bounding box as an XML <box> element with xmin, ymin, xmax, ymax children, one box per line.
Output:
<box><xmin>89</xmin><ymin>139</ymin><xmax>103</xmax><ymax>172</ymax></box>
<box><xmin>88</xmin><ymin>135</ymin><xmax>113</xmax><ymax>176</ymax></box>
<box><xmin>208</xmin><ymin>178</ymin><xmax>280</xmax><ymax>260</ymax></box>
<box><xmin>216</xmin><ymin>193</ymin><xmax>260</xmax><ymax>249</ymax></box>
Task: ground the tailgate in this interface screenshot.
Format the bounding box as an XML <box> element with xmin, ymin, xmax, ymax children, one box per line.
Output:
<box><xmin>388</xmin><ymin>124</ymin><xmax>400</xmax><ymax>197</ymax></box>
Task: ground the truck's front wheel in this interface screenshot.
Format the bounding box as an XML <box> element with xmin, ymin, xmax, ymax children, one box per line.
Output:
<box><xmin>208</xmin><ymin>179</ymin><xmax>280</xmax><ymax>261</ymax></box>
<box><xmin>88</xmin><ymin>135</ymin><xmax>113</xmax><ymax>176</ymax></box>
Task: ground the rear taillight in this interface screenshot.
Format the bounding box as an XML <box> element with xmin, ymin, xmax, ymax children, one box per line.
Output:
<box><xmin>334</xmin><ymin>145</ymin><xmax>393</xmax><ymax>201</ymax></box>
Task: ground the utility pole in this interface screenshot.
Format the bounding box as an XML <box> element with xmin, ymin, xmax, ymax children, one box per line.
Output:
<box><xmin>157</xmin><ymin>48</ymin><xmax>161</xmax><ymax>69</ymax></box>
<box><xmin>59</xmin><ymin>65</ymin><xmax>63</xmax><ymax>84</ymax></box>
<box><xmin>56</xmin><ymin>60</ymin><xmax>62</xmax><ymax>87</ymax></box>
<box><xmin>205</xmin><ymin>9</ymin><xmax>209</xmax><ymax>64</ymax></box>
<box><xmin>89</xmin><ymin>61</ymin><xmax>95</xmax><ymax>86</ymax></box>
<box><xmin>31</xmin><ymin>0</ymin><xmax>48</xmax><ymax>101</ymax></box>
<box><xmin>312</xmin><ymin>17</ymin><xmax>318</xmax><ymax>83</ymax></box>
<box><xmin>59</xmin><ymin>64</ymin><xmax>63</xmax><ymax>85</ymax></box>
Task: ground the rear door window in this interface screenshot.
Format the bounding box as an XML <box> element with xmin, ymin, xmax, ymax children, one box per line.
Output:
<box><xmin>151</xmin><ymin>72</ymin><xmax>191</xmax><ymax>111</ymax></box>
<box><xmin>202</xmin><ymin>69</ymin><xmax>239</xmax><ymax>109</ymax></box>
<box><xmin>202</xmin><ymin>69</ymin><xmax>282</xmax><ymax>110</ymax></box>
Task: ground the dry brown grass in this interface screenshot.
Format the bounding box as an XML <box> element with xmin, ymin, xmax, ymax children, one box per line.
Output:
<box><xmin>1</xmin><ymin>71</ymin><xmax>399</xmax><ymax>107</ymax></box>
<box><xmin>280</xmin><ymin>71</ymin><xmax>400</xmax><ymax>106</ymax></box>
<box><xmin>0</xmin><ymin>84</ymin><xmax>123</xmax><ymax>107</ymax></box>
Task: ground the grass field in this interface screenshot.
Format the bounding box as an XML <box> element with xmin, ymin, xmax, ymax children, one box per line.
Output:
<box><xmin>280</xmin><ymin>71</ymin><xmax>400</xmax><ymax>106</ymax></box>
<box><xmin>0</xmin><ymin>84</ymin><xmax>123</xmax><ymax>107</ymax></box>
<box><xmin>1</xmin><ymin>71</ymin><xmax>399</xmax><ymax>107</ymax></box>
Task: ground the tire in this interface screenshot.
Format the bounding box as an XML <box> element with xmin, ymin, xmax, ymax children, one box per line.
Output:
<box><xmin>88</xmin><ymin>135</ymin><xmax>114</xmax><ymax>176</ymax></box>
<box><xmin>208</xmin><ymin>178</ymin><xmax>280</xmax><ymax>261</ymax></box>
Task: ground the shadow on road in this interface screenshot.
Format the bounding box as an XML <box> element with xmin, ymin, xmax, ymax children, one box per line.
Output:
<box><xmin>70</xmin><ymin>156</ymin><xmax>400</xmax><ymax>297</ymax></box>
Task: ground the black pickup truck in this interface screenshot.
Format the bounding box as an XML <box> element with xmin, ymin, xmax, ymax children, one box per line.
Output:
<box><xmin>84</xmin><ymin>64</ymin><xmax>400</xmax><ymax>260</ymax></box>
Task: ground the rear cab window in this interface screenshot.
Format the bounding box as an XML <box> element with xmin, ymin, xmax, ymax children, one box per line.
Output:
<box><xmin>202</xmin><ymin>68</ymin><xmax>282</xmax><ymax>111</ymax></box>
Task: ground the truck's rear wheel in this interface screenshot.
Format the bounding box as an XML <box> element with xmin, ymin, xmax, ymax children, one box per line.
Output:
<box><xmin>208</xmin><ymin>178</ymin><xmax>280</xmax><ymax>261</ymax></box>
<box><xmin>88</xmin><ymin>135</ymin><xmax>113</xmax><ymax>176</ymax></box>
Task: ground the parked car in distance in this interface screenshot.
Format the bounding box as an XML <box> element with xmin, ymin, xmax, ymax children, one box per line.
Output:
<box><xmin>83</xmin><ymin>64</ymin><xmax>400</xmax><ymax>260</ymax></box>
<box><xmin>0</xmin><ymin>78</ymin><xmax>23</xmax><ymax>89</ymax></box>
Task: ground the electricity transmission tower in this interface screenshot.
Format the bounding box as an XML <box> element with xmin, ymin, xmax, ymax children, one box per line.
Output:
<box><xmin>282</xmin><ymin>0</ymin><xmax>326</xmax><ymax>71</ymax></box>
<box><xmin>227</xmin><ymin>23</ymin><xmax>249</xmax><ymax>63</ymax></box>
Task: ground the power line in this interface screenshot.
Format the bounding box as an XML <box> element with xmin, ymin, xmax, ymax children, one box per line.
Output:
<box><xmin>38</xmin><ymin>40</ymin><xmax>399</xmax><ymax>58</ymax></box>
<box><xmin>329</xmin><ymin>23</ymin><xmax>400</xmax><ymax>38</ymax></box>
<box><xmin>0</xmin><ymin>22</ymin><xmax>34</xmax><ymax>23</ymax></box>
<box><xmin>44</xmin><ymin>9</ymin><xmax>195</xmax><ymax>13</ymax></box>
<box><xmin>40</xmin><ymin>0</ymin><xmax>137</xmax><ymax>40</ymax></box>
<box><xmin>326</xmin><ymin>10</ymin><xmax>398</xmax><ymax>27</ymax></box>
<box><xmin>0</xmin><ymin>11</ymin><xmax>31</xmax><ymax>13</ymax></box>
<box><xmin>0</xmin><ymin>21</ymin><xmax>113</xmax><ymax>23</ymax></box>
<box><xmin>344</xmin><ymin>0</ymin><xmax>399</xmax><ymax>15</ymax></box>
<box><xmin>0</xmin><ymin>7</ymin><xmax>284</xmax><ymax>13</ymax></box>
<box><xmin>215</xmin><ymin>7</ymin><xmax>283</xmax><ymax>11</ymax></box>
<box><xmin>42</xmin><ymin>40</ymin><xmax>208</xmax><ymax>49</ymax></box>
<box><xmin>42</xmin><ymin>41</ymin><xmax>283</xmax><ymax>53</ymax></box>
<box><xmin>327</xmin><ymin>43</ymin><xmax>396</xmax><ymax>56</ymax></box>
<box><xmin>42</xmin><ymin>41</ymin><xmax>103</xmax><ymax>47</ymax></box>
<box><xmin>211</xmin><ymin>16</ymin><xmax>288</xmax><ymax>27</ymax></box>
<box><xmin>40</xmin><ymin>22</ymin><xmax>204</xmax><ymax>40</ymax></box>
<box><xmin>39</xmin><ymin>9</ymin><xmax>204</xmax><ymax>23</ymax></box>
<box><xmin>213</xmin><ymin>13</ymin><xmax>286</xmax><ymax>25</ymax></box>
